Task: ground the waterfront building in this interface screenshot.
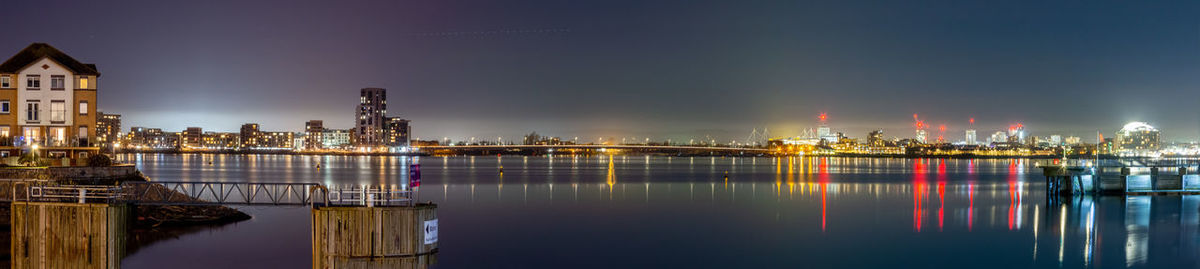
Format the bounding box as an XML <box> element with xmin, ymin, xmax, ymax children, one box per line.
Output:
<box><xmin>915</xmin><ymin>130</ymin><xmax>927</xmax><ymax>144</ymax></box>
<box><xmin>989</xmin><ymin>131</ymin><xmax>1008</xmax><ymax>144</ymax></box>
<box><xmin>200</xmin><ymin>132</ymin><xmax>239</xmax><ymax>149</ymax></box>
<box><xmin>1007</xmin><ymin>124</ymin><xmax>1027</xmax><ymax>144</ymax></box>
<box><xmin>385</xmin><ymin>117</ymin><xmax>410</xmax><ymax>147</ymax></box>
<box><xmin>292</xmin><ymin>133</ymin><xmax>306</xmax><ymax>151</ymax></box>
<box><xmin>305</xmin><ymin>120</ymin><xmax>324</xmax><ymax>150</ymax></box>
<box><xmin>867</xmin><ymin>130</ymin><xmax>884</xmax><ymax>147</ymax></box>
<box><xmin>182</xmin><ymin>127</ymin><xmax>203</xmax><ymax>148</ymax></box>
<box><xmin>0</xmin><ymin>43</ymin><xmax>100</xmax><ymax>158</ymax></box>
<box><xmin>1115</xmin><ymin>122</ymin><xmax>1160</xmax><ymax>155</ymax></box>
<box><xmin>127</xmin><ymin>127</ymin><xmax>178</xmax><ymax>149</ymax></box>
<box><xmin>964</xmin><ymin>129</ymin><xmax>977</xmax><ymax>145</ymax></box>
<box><xmin>354</xmin><ymin>88</ymin><xmax>387</xmax><ymax>147</ymax></box>
<box><xmin>1064</xmin><ymin>136</ymin><xmax>1081</xmax><ymax>145</ymax></box>
<box><xmin>256</xmin><ymin>131</ymin><xmax>293</xmax><ymax>149</ymax></box>
<box><xmin>97</xmin><ymin>112</ymin><xmax>120</xmax><ymax>149</ymax></box>
<box><xmin>321</xmin><ymin>129</ymin><xmax>352</xmax><ymax>149</ymax></box>
<box><xmin>240</xmin><ymin>123</ymin><xmax>260</xmax><ymax>148</ymax></box>
<box><xmin>1049</xmin><ymin>135</ymin><xmax>1062</xmax><ymax>146</ymax></box>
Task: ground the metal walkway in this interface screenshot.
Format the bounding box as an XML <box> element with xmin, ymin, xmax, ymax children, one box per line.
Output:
<box><xmin>0</xmin><ymin>180</ymin><xmax>414</xmax><ymax>207</ymax></box>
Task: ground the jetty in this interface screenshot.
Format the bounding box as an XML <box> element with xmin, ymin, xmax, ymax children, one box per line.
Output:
<box><xmin>1040</xmin><ymin>158</ymin><xmax>1200</xmax><ymax>196</ymax></box>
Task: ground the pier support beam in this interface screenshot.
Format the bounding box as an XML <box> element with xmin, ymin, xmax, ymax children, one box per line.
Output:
<box><xmin>10</xmin><ymin>202</ymin><xmax>129</xmax><ymax>269</ymax></box>
<box><xmin>312</xmin><ymin>204</ymin><xmax>438</xmax><ymax>268</ymax></box>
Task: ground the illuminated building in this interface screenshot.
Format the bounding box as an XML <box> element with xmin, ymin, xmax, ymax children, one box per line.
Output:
<box><xmin>0</xmin><ymin>43</ymin><xmax>101</xmax><ymax>158</ymax></box>
<box><xmin>127</xmin><ymin>127</ymin><xmax>178</xmax><ymax>149</ymax></box>
<box><xmin>1007</xmin><ymin>124</ymin><xmax>1027</xmax><ymax>144</ymax></box>
<box><xmin>321</xmin><ymin>129</ymin><xmax>352</xmax><ymax>149</ymax></box>
<box><xmin>239</xmin><ymin>123</ymin><xmax>292</xmax><ymax>149</ymax></box>
<box><xmin>200</xmin><ymin>132</ymin><xmax>239</xmax><ymax>149</ymax></box>
<box><xmin>1115</xmin><ymin>122</ymin><xmax>1160</xmax><ymax>155</ymax></box>
<box><xmin>97</xmin><ymin>112</ymin><xmax>120</xmax><ymax>149</ymax></box>
<box><xmin>240</xmin><ymin>123</ymin><xmax>260</xmax><ymax>148</ymax></box>
<box><xmin>354</xmin><ymin>88</ymin><xmax>387</xmax><ymax>147</ymax></box>
<box><xmin>305</xmin><ymin>120</ymin><xmax>324</xmax><ymax>150</ymax></box>
<box><xmin>182</xmin><ymin>127</ymin><xmax>203</xmax><ymax>148</ymax></box>
<box><xmin>867</xmin><ymin>130</ymin><xmax>884</xmax><ymax>147</ymax></box>
<box><xmin>1064</xmin><ymin>136</ymin><xmax>1081</xmax><ymax>145</ymax></box>
<box><xmin>384</xmin><ymin>117</ymin><xmax>410</xmax><ymax>147</ymax></box>
<box><xmin>964</xmin><ymin>129</ymin><xmax>977</xmax><ymax>145</ymax></box>
<box><xmin>989</xmin><ymin>131</ymin><xmax>1008</xmax><ymax>144</ymax></box>
<box><xmin>915</xmin><ymin>130</ymin><xmax>927</xmax><ymax>144</ymax></box>
<box><xmin>1049</xmin><ymin>135</ymin><xmax>1062</xmax><ymax>146</ymax></box>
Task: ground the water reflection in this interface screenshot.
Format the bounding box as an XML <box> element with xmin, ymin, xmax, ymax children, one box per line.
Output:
<box><xmin>112</xmin><ymin>155</ymin><xmax>1200</xmax><ymax>268</ymax></box>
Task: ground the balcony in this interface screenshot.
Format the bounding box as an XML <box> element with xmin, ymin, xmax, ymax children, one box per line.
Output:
<box><xmin>6</xmin><ymin>136</ymin><xmax>97</xmax><ymax>148</ymax></box>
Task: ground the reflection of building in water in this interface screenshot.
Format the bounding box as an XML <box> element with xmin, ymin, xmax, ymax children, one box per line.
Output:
<box><xmin>312</xmin><ymin>204</ymin><xmax>439</xmax><ymax>269</ymax></box>
<box><xmin>11</xmin><ymin>202</ymin><xmax>127</xmax><ymax>269</ymax></box>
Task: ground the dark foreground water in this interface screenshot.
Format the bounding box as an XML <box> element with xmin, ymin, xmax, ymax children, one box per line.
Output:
<box><xmin>97</xmin><ymin>154</ymin><xmax>1200</xmax><ymax>268</ymax></box>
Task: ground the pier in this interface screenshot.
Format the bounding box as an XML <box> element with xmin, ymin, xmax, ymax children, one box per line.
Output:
<box><xmin>4</xmin><ymin>180</ymin><xmax>439</xmax><ymax>269</ymax></box>
<box><xmin>1040</xmin><ymin>159</ymin><xmax>1200</xmax><ymax>196</ymax></box>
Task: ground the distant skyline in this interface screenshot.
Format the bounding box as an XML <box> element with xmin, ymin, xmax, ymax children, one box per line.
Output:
<box><xmin>3</xmin><ymin>0</ymin><xmax>1199</xmax><ymax>142</ymax></box>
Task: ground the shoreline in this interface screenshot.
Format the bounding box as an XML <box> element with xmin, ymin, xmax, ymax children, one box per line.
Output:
<box><xmin>110</xmin><ymin>150</ymin><xmax>1162</xmax><ymax>159</ymax></box>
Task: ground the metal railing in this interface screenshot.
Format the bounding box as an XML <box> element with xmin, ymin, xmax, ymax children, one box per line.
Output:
<box><xmin>119</xmin><ymin>181</ymin><xmax>327</xmax><ymax>206</ymax></box>
<box><xmin>0</xmin><ymin>180</ymin><xmax>416</xmax><ymax>207</ymax></box>
<box><xmin>326</xmin><ymin>186</ymin><xmax>413</xmax><ymax>207</ymax></box>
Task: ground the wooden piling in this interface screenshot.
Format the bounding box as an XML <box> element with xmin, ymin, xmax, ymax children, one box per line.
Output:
<box><xmin>10</xmin><ymin>202</ymin><xmax>128</xmax><ymax>269</ymax></box>
<box><xmin>312</xmin><ymin>204</ymin><xmax>438</xmax><ymax>269</ymax></box>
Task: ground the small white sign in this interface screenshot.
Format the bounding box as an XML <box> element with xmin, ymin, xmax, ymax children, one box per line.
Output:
<box><xmin>423</xmin><ymin>219</ymin><xmax>438</xmax><ymax>245</ymax></box>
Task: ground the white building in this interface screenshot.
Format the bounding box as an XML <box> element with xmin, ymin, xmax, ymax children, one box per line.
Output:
<box><xmin>964</xmin><ymin>129</ymin><xmax>977</xmax><ymax>145</ymax></box>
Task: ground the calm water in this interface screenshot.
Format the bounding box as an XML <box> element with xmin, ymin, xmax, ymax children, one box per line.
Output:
<box><xmin>100</xmin><ymin>154</ymin><xmax>1200</xmax><ymax>268</ymax></box>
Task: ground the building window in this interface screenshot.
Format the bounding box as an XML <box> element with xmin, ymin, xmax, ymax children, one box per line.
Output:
<box><xmin>50</xmin><ymin>75</ymin><xmax>64</xmax><ymax>90</ymax></box>
<box><xmin>78</xmin><ymin>76</ymin><xmax>89</xmax><ymax>89</ymax></box>
<box><xmin>0</xmin><ymin>76</ymin><xmax>9</xmax><ymax>88</ymax></box>
<box><xmin>79</xmin><ymin>101</ymin><xmax>88</xmax><ymax>115</ymax></box>
<box><xmin>50</xmin><ymin>101</ymin><xmax>65</xmax><ymax>122</ymax></box>
<box><xmin>26</xmin><ymin>75</ymin><xmax>39</xmax><ymax>89</ymax></box>
<box><xmin>0</xmin><ymin>100</ymin><xmax>8</xmax><ymax>114</ymax></box>
<box><xmin>26</xmin><ymin>102</ymin><xmax>39</xmax><ymax>122</ymax></box>
<box><xmin>79</xmin><ymin>126</ymin><xmax>88</xmax><ymax>139</ymax></box>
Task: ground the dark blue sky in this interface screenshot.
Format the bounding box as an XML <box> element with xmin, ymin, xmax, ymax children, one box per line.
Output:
<box><xmin>3</xmin><ymin>0</ymin><xmax>1199</xmax><ymax>142</ymax></box>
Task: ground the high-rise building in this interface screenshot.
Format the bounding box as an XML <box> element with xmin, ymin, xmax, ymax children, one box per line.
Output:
<box><xmin>1049</xmin><ymin>135</ymin><xmax>1062</xmax><ymax>146</ymax></box>
<box><xmin>1064</xmin><ymin>136</ymin><xmax>1081</xmax><ymax>145</ymax></box>
<box><xmin>0</xmin><ymin>43</ymin><xmax>101</xmax><ymax>158</ymax></box>
<box><xmin>240</xmin><ymin>123</ymin><xmax>260</xmax><ymax>148</ymax></box>
<box><xmin>354</xmin><ymin>88</ymin><xmax>387</xmax><ymax>147</ymax></box>
<box><xmin>867</xmin><ymin>130</ymin><xmax>885</xmax><ymax>147</ymax></box>
<box><xmin>385</xmin><ymin>117</ymin><xmax>410</xmax><ymax>147</ymax></box>
<box><xmin>305</xmin><ymin>120</ymin><xmax>324</xmax><ymax>150</ymax></box>
<box><xmin>964</xmin><ymin>129</ymin><xmax>977</xmax><ymax>145</ymax></box>
<box><xmin>1115</xmin><ymin>122</ymin><xmax>1160</xmax><ymax>154</ymax></box>
<box><xmin>915</xmin><ymin>130</ymin><xmax>927</xmax><ymax>144</ymax></box>
<box><xmin>989</xmin><ymin>131</ymin><xmax>1008</xmax><ymax>144</ymax></box>
<box><xmin>182</xmin><ymin>127</ymin><xmax>203</xmax><ymax>148</ymax></box>
<box><xmin>97</xmin><ymin>112</ymin><xmax>121</xmax><ymax>149</ymax></box>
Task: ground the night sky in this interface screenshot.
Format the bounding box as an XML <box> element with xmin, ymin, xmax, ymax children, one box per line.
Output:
<box><xmin>3</xmin><ymin>0</ymin><xmax>1199</xmax><ymax>143</ymax></box>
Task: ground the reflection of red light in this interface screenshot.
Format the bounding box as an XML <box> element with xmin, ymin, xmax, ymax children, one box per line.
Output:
<box><xmin>938</xmin><ymin>182</ymin><xmax>945</xmax><ymax>231</ymax></box>
<box><xmin>821</xmin><ymin>182</ymin><xmax>827</xmax><ymax>232</ymax></box>
<box><xmin>914</xmin><ymin>181</ymin><xmax>923</xmax><ymax>232</ymax></box>
<box><xmin>967</xmin><ymin>184</ymin><xmax>974</xmax><ymax>231</ymax></box>
<box><xmin>818</xmin><ymin>158</ymin><xmax>829</xmax><ymax>183</ymax></box>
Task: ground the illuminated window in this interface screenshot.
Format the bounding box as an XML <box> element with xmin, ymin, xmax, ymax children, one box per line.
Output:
<box><xmin>50</xmin><ymin>101</ymin><xmax>65</xmax><ymax>122</ymax></box>
<box><xmin>79</xmin><ymin>101</ymin><xmax>88</xmax><ymax>115</ymax></box>
<box><xmin>0</xmin><ymin>76</ymin><xmax>9</xmax><ymax>88</ymax></box>
<box><xmin>79</xmin><ymin>76</ymin><xmax>89</xmax><ymax>89</ymax></box>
